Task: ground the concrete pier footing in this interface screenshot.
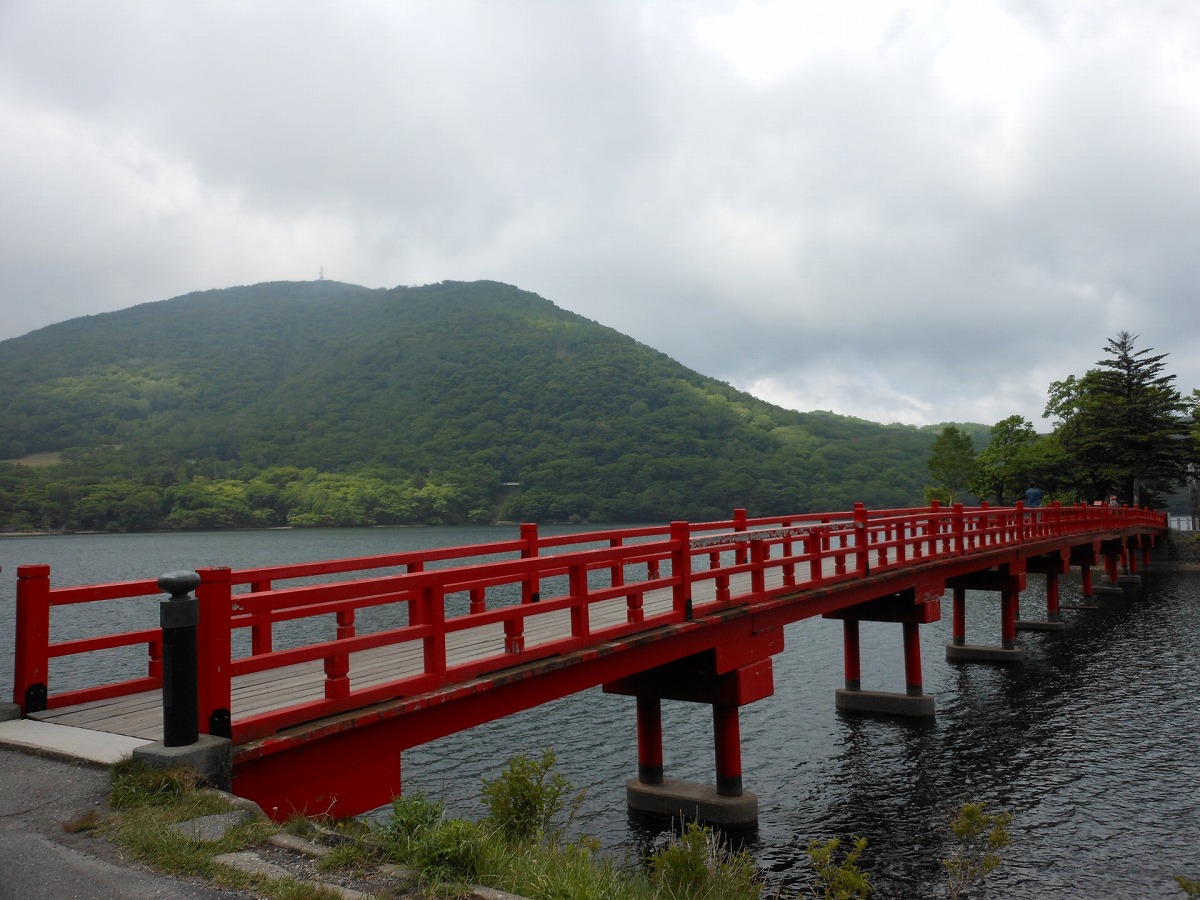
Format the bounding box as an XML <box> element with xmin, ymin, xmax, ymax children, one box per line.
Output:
<box><xmin>626</xmin><ymin>778</ymin><xmax>758</xmax><ymax>828</ymax></box>
<box><xmin>134</xmin><ymin>734</ymin><xmax>232</xmax><ymax>792</ymax></box>
<box><xmin>834</xmin><ymin>688</ymin><xmax>935</xmax><ymax>718</ymax></box>
<box><xmin>1015</xmin><ymin>619</ymin><xmax>1067</xmax><ymax>633</ymax></box>
<box><xmin>1092</xmin><ymin>584</ymin><xmax>1125</xmax><ymax>596</ymax></box>
<box><xmin>945</xmin><ymin>643</ymin><xmax>1025</xmax><ymax>664</ymax></box>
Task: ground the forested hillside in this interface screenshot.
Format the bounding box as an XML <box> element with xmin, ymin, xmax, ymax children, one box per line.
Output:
<box><xmin>0</xmin><ymin>280</ymin><xmax>955</xmax><ymax>530</ymax></box>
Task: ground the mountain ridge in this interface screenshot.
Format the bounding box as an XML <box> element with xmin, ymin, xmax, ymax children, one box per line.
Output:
<box><xmin>0</xmin><ymin>280</ymin><xmax>964</xmax><ymax>529</ymax></box>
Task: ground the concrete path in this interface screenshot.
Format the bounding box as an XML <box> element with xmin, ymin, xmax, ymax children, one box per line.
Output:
<box><xmin>0</xmin><ymin>736</ymin><xmax>247</xmax><ymax>899</ymax></box>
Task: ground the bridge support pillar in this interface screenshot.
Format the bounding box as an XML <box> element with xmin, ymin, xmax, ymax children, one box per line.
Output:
<box><xmin>827</xmin><ymin>588</ymin><xmax>938</xmax><ymax>718</ymax></box>
<box><xmin>605</xmin><ymin>651</ymin><xmax>774</xmax><ymax>828</ymax></box>
<box><xmin>636</xmin><ymin>695</ymin><xmax>664</xmax><ymax>785</ymax></box>
<box><xmin>945</xmin><ymin>568</ymin><xmax>1025</xmax><ymax>664</ymax></box>
<box><xmin>713</xmin><ymin>703</ymin><xmax>744</xmax><ymax>797</ymax></box>
<box><xmin>1094</xmin><ymin>540</ymin><xmax>1127</xmax><ymax>595</ymax></box>
<box><xmin>1117</xmin><ymin>538</ymin><xmax>1142</xmax><ymax>585</ymax></box>
<box><xmin>1016</xmin><ymin>553</ymin><xmax>1068</xmax><ymax>632</ymax></box>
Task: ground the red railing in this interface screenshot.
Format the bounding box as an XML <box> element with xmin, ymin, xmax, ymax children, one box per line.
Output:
<box><xmin>12</xmin><ymin>502</ymin><xmax>1166</xmax><ymax>741</ymax></box>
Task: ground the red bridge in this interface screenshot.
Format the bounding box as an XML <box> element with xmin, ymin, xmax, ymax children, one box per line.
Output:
<box><xmin>7</xmin><ymin>502</ymin><xmax>1166</xmax><ymax>826</ymax></box>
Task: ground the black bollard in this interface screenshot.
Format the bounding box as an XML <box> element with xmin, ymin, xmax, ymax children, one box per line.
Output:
<box><xmin>158</xmin><ymin>570</ymin><xmax>201</xmax><ymax>747</ymax></box>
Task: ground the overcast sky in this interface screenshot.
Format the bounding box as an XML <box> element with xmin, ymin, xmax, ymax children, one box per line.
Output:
<box><xmin>2</xmin><ymin>1</ymin><xmax>1197</xmax><ymax>429</ymax></box>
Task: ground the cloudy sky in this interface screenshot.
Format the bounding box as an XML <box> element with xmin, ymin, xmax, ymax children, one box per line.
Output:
<box><xmin>2</xmin><ymin>1</ymin><xmax>1197</xmax><ymax>428</ymax></box>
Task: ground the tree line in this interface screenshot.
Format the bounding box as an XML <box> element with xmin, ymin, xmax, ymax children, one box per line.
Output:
<box><xmin>927</xmin><ymin>332</ymin><xmax>1197</xmax><ymax>510</ymax></box>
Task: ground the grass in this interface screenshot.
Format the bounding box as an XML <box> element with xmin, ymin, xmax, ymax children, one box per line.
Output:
<box><xmin>96</xmin><ymin>758</ymin><xmax>343</xmax><ymax>898</ymax></box>
<box><xmin>92</xmin><ymin>754</ymin><xmax>772</xmax><ymax>900</ymax></box>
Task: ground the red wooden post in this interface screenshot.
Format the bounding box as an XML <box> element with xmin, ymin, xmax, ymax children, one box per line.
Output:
<box><xmin>1081</xmin><ymin>562</ymin><xmax>1094</xmax><ymax>597</ymax></box>
<box><xmin>843</xmin><ymin>619</ymin><xmax>861</xmax><ymax>690</ymax></box>
<box><xmin>626</xmin><ymin>587</ymin><xmax>644</xmax><ymax>624</ymax></box>
<box><xmin>782</xmin><ymin>521</ymin><xmax>796</xmax><ymax>585</ymax></box>
<box><xmin>807</xmin><ymin>530</ymin><xmax>823</xmax><ymax>585</ymax></box>
<box><xmin>521</xmin><ymin>523</ymin><xmax>539</xmax><ymax>603</ymax></box>
<box><xmin>469</xmin><ymin>587</ymin><xmax>486</xmax><ymax>614</ymax></box>
<box><xmin>609</xmin><ymin>537</ymin><xmax>625</xmax><ymax>589</ymax></box>
<box><xmin>853</xmin><ymin>503</ymin><xmax>869</xmax><ymax>575</ymax></box>
<box><xmin>712</xmin><ymin>703</ymin><xmax>743</xmax><ymax>797</ymax></box>
<box><xmin>712</xmin><ymin>550</ymin><xmax>730</xmax><ymax>603</ymax></box>
<box><xmin>952</xmin><ymin>587</ymin><xmax>966</xmax><ymax>645</ymax></box>
<box><xmin>195</xmin><ymin>566</ymin><xmax>233</xmax><ymax>738</ymax></box>
<box><xmin>504</xmin><ymin>614</ymin><xmax>525</xmax><ymax>654</ymax></box>
<box><xmin>733</xmin><ymin>508</ymin><xmax>748</xmax><ymax>565</ymax></box>
<box><xmin>324</xmin><ymin>652</ymin><xmax>350</xmax><ymax>700</ymax></box>
<box><xmin>421</xmin><ymin>584</ymin><xmax>447</xmax><ymax>680</ymax></box>
<box><xmin>750</xmin><ymin>538</ymin><xmax>766</xmax><ymax>595</ymax></box>
<box><xmin>926</xmin><ymin>499</ymin><xmax>940</xmax><ymax>556</ymax></box>
<box><xmin>336</xmin><ymin>609</ymin><xmax>355</xmax><ymax>640</ymax></box>
<box><xmin>148</xmin><ymin>635</ymin><xmax>163</xmax><ymax>681</ymax></box>
<box><xmin>249</xmin><ymin>578</ymin><xmax>273</xmax><ymax>655</ymax></box>
<box><xmin>14</xmin><ymin>564</ymin><xmax>51</xmax><ymax>713</ymax></box>
<box><xmin>251</xmin><ymin>612</ymin><xmax>273</xmax><ymax>656</ymax></box>
<box><xmin>569</xmin><ymin>561</ymin><xmax>590</xmax><ymax>642</ymax></box>
<box><xmin>903</xmin><ymin>621</ymin><xmax>923</xmax><ymax>696</ymax></box>
<box><xmin>952</xmin><ymin>503</ymin><xmax>965</xmax><ymax>555</ymax></box>
<box><xmin>670</xmin><ymin>521</ymin><xmax>693</xmax><ymax>621</ymax></box>
<box><xmin>636</xmin><ymin>695</ymin><xmax>664</xmax><ymax>785</ymax></box>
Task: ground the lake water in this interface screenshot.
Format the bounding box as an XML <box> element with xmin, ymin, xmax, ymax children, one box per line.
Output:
<box><xmin>2</xmin><ymin>526</ymin><xmax>1197</xmax><ymax>897</ymax></box>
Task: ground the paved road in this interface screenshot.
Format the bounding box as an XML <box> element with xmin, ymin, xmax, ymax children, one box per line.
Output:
<box><xmin>0</xmin><ymin>746</ymin><xmax>245</xmax><ymax>899</ymax></box>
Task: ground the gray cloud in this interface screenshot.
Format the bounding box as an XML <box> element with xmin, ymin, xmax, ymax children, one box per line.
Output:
<box><xmin>2</xmin><ymin>1</ymin><xmax>1197</xmax><ymax>428</ymax></box>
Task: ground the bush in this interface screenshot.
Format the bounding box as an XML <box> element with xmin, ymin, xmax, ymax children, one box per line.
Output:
<box><xmin>480</xmin><ymin>750</ymin><xmax>583</xmax><ymax>845</ymax></box>
<box><xmin>379</xmin><ymin>791</ymin><xmax>487</xmax><ymax>884</ymax></box>
<box><xmin>944</xmin><ymin>802</ymin><xmax>1012</xmax><ymax>900</ymax></box>
<box><xmin>806</xmin><ymin>836</ymin><xmax>873</xmax><ymax>899</ymax></box>
<box><xmin>650</xmin><ymin>821</ymin><xmax>760</xmax><ymax>899</ymax></box>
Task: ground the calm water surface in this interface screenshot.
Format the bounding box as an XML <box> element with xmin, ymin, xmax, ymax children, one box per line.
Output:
<box><xmin>2</xmin><ymin>527</ymin><xmax>1197</xmax><ymax>897</ymax></box>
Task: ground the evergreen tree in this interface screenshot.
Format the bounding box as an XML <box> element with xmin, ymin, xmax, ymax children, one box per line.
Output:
<box><xmin>927</xmin><ymin>425</ymin><xmax>976</xmax><ymax>502</ymax></box>
<box><xmin>1045</xmin><ymin>332</ymin><xmax>1193</xmax><ymax>505</ymax></box>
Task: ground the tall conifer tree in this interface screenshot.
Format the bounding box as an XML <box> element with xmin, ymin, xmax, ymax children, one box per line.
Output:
<box><xmin>1045</xmin><ymin>332</ymin><xmax>1193</xmax><ymax>505</ymax></box>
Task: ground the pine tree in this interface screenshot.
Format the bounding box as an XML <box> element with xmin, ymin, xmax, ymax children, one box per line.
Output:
<box><xmin>1045</xmin><ymin>332</ymin><xmax>1193</xmax><ymax>505</ymax></box>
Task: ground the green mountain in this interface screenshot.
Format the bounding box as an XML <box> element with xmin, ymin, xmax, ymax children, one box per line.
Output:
<box><xmin>0</xmin><ymin>280</ymin><xmax>949</xmax><ymax>530</ymax></box>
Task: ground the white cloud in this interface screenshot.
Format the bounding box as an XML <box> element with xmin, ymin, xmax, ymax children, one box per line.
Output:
<box><xmin>2</xmin><ymin>0</ymin><xmax>1199</xmax><ymax>426</ymax></box>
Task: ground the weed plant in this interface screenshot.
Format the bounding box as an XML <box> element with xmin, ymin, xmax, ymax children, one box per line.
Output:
<box><xmin>943</xmin><ymin>802</ymin><xmax>1012</xmax><ymax>900</ymax></box>
<box><xmin>806</xmin><ymin>835</ymin><xmax>873</xmax><ymax>899</ymax></box>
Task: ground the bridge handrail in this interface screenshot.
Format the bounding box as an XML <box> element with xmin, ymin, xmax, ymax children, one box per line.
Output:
<box><xmin>11</xmin><ymin>503</ymin><xmax>1167</xmax><ymax>733</ymax></box>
